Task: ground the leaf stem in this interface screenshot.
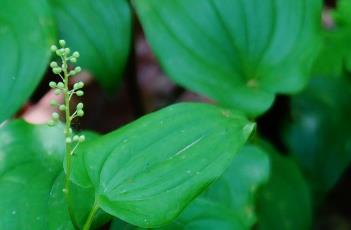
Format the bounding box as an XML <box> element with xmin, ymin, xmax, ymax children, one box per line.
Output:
<box><xmin>82</xmin><ymin>199</ymin><xmax>99</xmax><ymax>230</ymax></box>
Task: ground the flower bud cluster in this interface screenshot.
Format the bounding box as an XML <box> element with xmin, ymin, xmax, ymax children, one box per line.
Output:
<box><xmin>47</xmin><ymin>39</ymin><xmax>85</xmax><ymax>149</ymax></box>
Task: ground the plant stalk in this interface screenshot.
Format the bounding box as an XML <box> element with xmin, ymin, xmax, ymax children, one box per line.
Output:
<box><xmin>82</xmin><ymin>199</ymin><xmax>99</xmax><ymax>230</ymax></box>
<box><xmin>62</xmin><ymin>56</ymin><xmax>80</xmax><ymax>230</ymax></box>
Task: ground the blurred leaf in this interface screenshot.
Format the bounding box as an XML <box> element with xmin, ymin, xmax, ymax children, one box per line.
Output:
<box><xmin>256</xmin><ymin>142</ymin><xmax>312</xmax><ymax>230</ymax></box>
<box><xmin>283</xmin><ymin>76</ymin><xmax>351</xmax><ymax>195</ymax></box>
<box><xmin>134</xmin><ymin>0</ymin><xmax>322</xmax><ymax>116</ymax></box>
<box><xmin>70</xmin><ymin>103</ymin><xmax>254</xmax><ymax>228</ymax></box>
<box><xmin>312</xmin><ymin>0</ymin><xmax>351</xmax><ymax>76</ymax></box>
<box><xmin>50</xmin><ymin>0</ymin><xmax>132</xmax><ymax>90</ymax></box>
<box><xmin>0</xmin><ymin>120</ymin><xmax>108</xmax><ymax>229</ymax></box>
<box><xmin>0</xmin><ymin>0</ymin><xmax>56</xmax><ymax>123</ymax></box>
<box><xmin>158</xmin><ymin>144</ymin><xmax>270</xmax><ymax>230</ymax></box>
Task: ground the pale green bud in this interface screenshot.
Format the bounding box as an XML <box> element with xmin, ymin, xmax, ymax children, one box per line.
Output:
<box><xmin>79</xmin><ymin>135</ymin><xmax>85</xmax><ymax>142</ymax></box>
<box><xmin>77</xmin><ymin>110</ymin><xmax>84</xmax><ymax>117</ymax></box>
<box><xmin>49</xmin><ymin>81</ymin><xmax>57</xmax><ymax>88</ymax></box>
<box><xmin>76</xmin><ymin>90</ymin><xmax>84</xmax><ymax>96</ymax></box>
<box><xmin>50</xmin><ymin>62</ymin><xmax>58</xmax><ymax>68</ymax></box>
<box><xmin>50</xmin><ymin>45</ymin><xmax>57</xmax><ymax>52</ymax></box>
<box><xmin>65</xmin><ymin>48</ymin><xmax>71</xmax><ymax>54</ymax></box>
<box><xmin>77</xmin><ymin>82</ymin><xmax>84</xmax><ymax>88</ymax></box>
<box><xmin>59</xmin><ymin>40</ymin><xmax>66</xmax><ymax>47</ymax></box>
<box><xmin>70</xmin><ymin>57</ymin><xmax>77</xmax><ymax>63</ymax></box>
<box><xmin>52</xmin><ymin>112</ymin><xmax>59</xmax><ymax>120</ymax></box>
<box><xmin>50</xmin><ymin>99</ymin><xmax>58</xmax><ymax>107</ymax></box>
<box><xmin>73</xmin><ymin>51</ymin><xmax>80</xmax><ymax>58</ymax></box>
<box><xmin>56</xmin><ymin>82</ymin><xmax>64</xmax><ymax>88</ymax></box>
<box><xmin>73</xmin><ymin>135</ymin><xmax>80</xmax><ymax>142</ymax></box>
<box><xmin>74</xmin><ymin>66</ymin><xmax>82</xmax><ymax>73</ymax></box>
<box><xmin>54</xmin><ymin>89</ymin><xmax>61</xmax><ymax>95</ymax></box>
<box><xmin>69</xmin><ymin>70</ymin><xmax>76</xmax><ymax>76</ymax></box>
<box><xmin>47</xmin><ymin>119</ymin><xmax>55</xmax><ymax>126</ymax></box>
<box><xmin>76</xmin><ymin>102</ymin><xmax>84</xmax><ymax>110</ymax></box>
<box><xmin>59</xmin><ymin>104</ymin><xmax>66</xmax><ymax>111</ymax></box>
<box><xmin>66</xmin><ymin>137</ymin><xmax>72</xmax><ymax>143</ymax></box>
<box><xmin>53</xmin><ymin>67</ymin><xmax>62</xmax><ymax>74</ymax></box>
<box><xmin>62</xmin><ymin>63</ymin><xmax>67</xmax><ymax>69</ymax></box>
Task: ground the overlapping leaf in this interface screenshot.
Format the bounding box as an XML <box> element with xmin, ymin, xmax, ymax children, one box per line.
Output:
<box><xmin>0</xmin><ymin>120</ymin><xmax>106</xmax><ymax>229</ymax></box>
<box><xmin>0</xmin><ymin>0</ymin><xmax>56</xmax><ymax>123</ymax></box>
<box><xmin>134</xmin><ymin>0</ymin><xmax>322</xmax><ymax>116</ymax></box>
<box><xmin>283</xmin><ymin>76</ymin><xmax>351</xmax><ymax>195</ymax></box>
<box><xmin>71</xmin><ymin>103</ymin><xmax>254</xmax><ymax>227</ymax></box>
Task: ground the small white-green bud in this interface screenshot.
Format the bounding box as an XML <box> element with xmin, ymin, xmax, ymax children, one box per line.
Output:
<box><xmin>53</xmin><ymin>67</ymin><xmax>62</xmax><ymax>74</ymax></box>
<box><xmin>73</xmin><ymin>135</ymin><xmax>80</xmax><ymax>142</ymax></box>
<box><xmin>50</xmin><ymin>45</ymin><xmax>58</xmax><ymax>52</ymax></box>
<box><xmin>59</xmin><ymin>104</ymin><xmax>66</xmax><ymax>111</ymax></box>
<box><xmin>49</xmin><ymin>81</ymin><xmax>57</xmax><ymax>88</ymax></box>
<box><xmin>50</xmin><ymin>99</ymin><xmax>58</xmax><ymax>107</ymax></box>
<box><xmin>62</xmin><ymin>63</ymin><xmax>67</xmax><ymax>69</ymax></box>
<box><xmin>74</xmin><ymin>66</ymin><xmax>82</xmax><ymax>73</ymax></box>
<box><xmin>47</xmin><ymin>119</ymin><xmax>56</xmax><ymax>126</ymax></box>
<box><xmin>54</xmin><ymin>89</ymin><xmax>61</xmax><ymax>95</ymax></box>
<box><xmin>77</xmin><ymin>110</ymin><xmax>84</xmax><ymax>117</ymax></box>
<box><xmin>59</xmin><ymin>40</ymin><xmax>66</xmax><ymax>47</ymax></box>
<box><xmin>50</xmin><ymin>62</ymin><xmax>58</xmax><ymax>68</ymax></box>
<box><xmin>69</xmin><ymin>70</ymin><xmax>76</xmax><ymax>76</ymax></box>
<box><xmin>65</xmin><ymin>48</ymin><xmax>71</xmax><ymax>54</ymax></box>
<box><xmin>57</xmin><ymin>82</ymin><xmax>64</xmax><ymax>88</ymax></box>
<box><xmin>76</xmin><ymin>90</ymin><xmax>84</xmax><ymax>96</ymax></box>
<box><xmin>70</xmin><ymin>57</ymin><xmax>77</xmax><ymax>63</ymax></box>
<box><xmin>72</xmin><ymin>51</ymin><xmax>80</xmax><ymax>58</ymax></box>
<box><xmin>66</xmin><ymin>137</ymin><xmax>72</xmax><ymax>143</ymax></box>
<box><xmin>79</xmin><ymin>135</ymin><xmax>85</xmax><ymax>142</ymax></box>
<box><xmin>76</xmin><ymin>102</ymin><xmax>84</xmax><ymax>110</ymax></box>
<box><xmin>77</xmin><ymin>82</ymin><xmax>84</xmax><ymax>88</ymax></box>
<box><xmin>52</xmin><ymin>112</ymin><xmax>60</xmax><ymax>120</ymax></box>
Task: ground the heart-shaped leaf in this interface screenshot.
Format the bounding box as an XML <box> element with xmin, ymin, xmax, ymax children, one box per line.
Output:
<box><xmin>158</xmin><ymin>144</ymin><xmax>270</xmax><ymax>230</ymax></box>
<box><xmin>283</xmin><ymin>76</ymin><xmax>351</xmax><ymax>195</ymax></box>
<box><xmin>256</xmin><ymin>142</ymin><xmax>312</xmax><ymax>230</ymax></box>
<box><xmin>0</xmin><ymin>0</ymin><xmax>56</xmax><ymax>123</ymax></box>
<box><xmin>71</xmin><ymin>103</ymin><xmax>254</xmax><ymax>227</ymax></box>
<box><xmin>50</xmin><ymin>0</ymin><xmax>132</xmax><ymax>91</ymax></box>
<box><xmin>0</xmin><ymin>120</ymin><xmax>106</xmax><ymax>229</ymax></box>
<box><xmin>134</xmin><ymin>0</ymin><xmax>322</xmax><ymax>116</ymax></box>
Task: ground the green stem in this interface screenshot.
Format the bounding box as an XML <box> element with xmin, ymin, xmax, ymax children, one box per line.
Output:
<box><xmin>62</xmin><ymin>56</ymin><xmax>80</xmax><ymax>230</ymax></box>
<box><xmin>83</xmin><ymin>199</ymin><xmax>99</xmax><ymax>230</ymax></box>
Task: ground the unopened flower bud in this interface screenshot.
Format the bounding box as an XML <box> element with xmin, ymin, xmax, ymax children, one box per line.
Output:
<box><xmin>52</xmin><ymin>112</ymin><xmax>60</xmax><ymax>120</ymax></box>
<box><xmin>73</xmin><ymin>51</ymin><xmax>80</xmax><ymax>58</ymax></box>
<box><xmin>70</xmin><ymin>57</ymin><xmax>77</xmax><ymax>63</ymax></box>
<box><xmin>76</xmin><ymin>102</ymin><xmax>84</xmax><ymax>110</ymax></box>
<box><xmin>50</xmin><ymin>45</ymin><xmax>57</xmax><ymax>52</ymax></box>
<box><xmin>59</xmin><ymin>105</ymin><xmax>66</xmax><ymax>111</ymax></box>
<box><xmin>47</xmin><ymin>119</ymin><xmax>55</xmax><ymax>126</ymax></box>
<box><xmin>79</xmin><ymin>135</ymin><xmax>85</xmax><ymax>142</ymax></box>
<box><xmin>77</xmin><ymin>110</ymin><xmax>84</xmax><ymax>117</ymax></box>
<box><xmin>74</xmin><ymin>66</ymin><xmax>82</xmax><ymax>73</ymax></box>
<box><xmin>50</xmin><ymin>62</ymin><xmax>58</xmax><ymax>68</ymax></box>
<box><xmin>73</xmin><ymin>135</ymin><xmax>80</xmax><ymax>142</ymax></box>
<box><xmin>53</xmin><ymin>67</ymin><xmax>62</xmax><ymax>74</ymax></box>
<box><xmin>57</xmin><ymin>82</ymin><xmax>64</xmax><ymax>88</ymax></box>
<box><xmin>49</xmin><ymin>81</ymin><xmax>56</xmax><ymax>88</ymax></box>
<box><xmin>76</xmin><ymin>90</ymin><xmax>84</xmax><ymax>96</ymax></box>
<box><xmin>65</xmin><ymin>48</ymin><xmax>71</xmax><ymax>54</ymax></box>
<box><xmin>66</xmin><ymin>137</ymin><xmax>72</xmax><ymax>143</ymax></box>
<box><xmin>59</xmin><ymin>40</ymin><xmax>66</xmax><ymax>47</ymax></box>
<box><xmin>50</xmin><ymin>99</ymin><xmax>58</xmax><ymax>107</ymax></box>
<box><xmin>54</xmin><ymin>89</ymin><xmax>61</xmax><ymax>95</ymax></box>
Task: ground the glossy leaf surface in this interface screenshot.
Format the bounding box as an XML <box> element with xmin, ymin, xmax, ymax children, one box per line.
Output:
<box><xmin>50</xmin><ymin>0</ymin><xmax>132</xmax><ymax>90</ymax></box>
<box><xmin>160</xmin><ymin>145</ymin><xmax>270</xmax><ymax>230</ymax></box>
<box><xmin>134</xmin><ymin>0</ymin><xmax>322</xmax><ymax>116</ymax></box>
<box><xmin>0</xmin><ymin>0</ymin><xmax>56</xmax><ymax>122</ymax></box>
<box><xmin>283</xmin><ymin>76</ymin><xmax>351</xmax><ymax>195</ymax></box>
<box><xmin>71</xmin><ymin>103</ymin><xmax>254</xmax><ymax>227</ymax></box>
<box><xmin>0</xmin><ymin>120</ymin><xmax>102</xmax><ymax>229</ymax></box>
<box><xmin>256</xmin><ymin>142</ymin><xmax>312</xmax><ymax>230</ymax></box>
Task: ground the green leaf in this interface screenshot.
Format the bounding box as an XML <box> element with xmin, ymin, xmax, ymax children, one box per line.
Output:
<box><xmin>50</xmin><ymin>0</ymin><xmax>132</xmax><ymax>91</ymax></box>
<box><xmin>158</xmin><ymin>144</ymin><xmax>270</xmax><ymax>230</ymax></box>
<box><xmin>134</xmin><ymin>0</ymin><xmax>322</xmax><ymax>116</ymax></box>
<box><xmin>0</xmin><ymin>0</ymin><xmax>56</xmax><ymax>123</ymax></box>
<box><xmin>256</xmin><ymin>142</ymin><xmax>312</xmax><ymax>230</ymax></box>
<box><xmin>312</xmin><ymin>0</ymin><xmax>351</xmax><ymax>76</ymax></box>
<box><xmin>71</xmin><ymin>103</ymin><xmax>254</xmax><ymax>227</ymax></box>
<box><xmin>0</xmin><ymin>120</ymin><xmax>106</xmax><ymax>229</ymax></box>
<box><xmin>283</xmin><ymin>76</ymin><xmax>351</xmax><ymax>195</ymax></box>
